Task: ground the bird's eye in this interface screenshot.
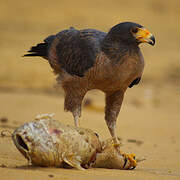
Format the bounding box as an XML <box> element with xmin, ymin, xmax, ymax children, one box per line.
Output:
<box><xmin>131</xmin><ymin>27</ymin><xmax>138</xmax><ymax>33</ymax></box>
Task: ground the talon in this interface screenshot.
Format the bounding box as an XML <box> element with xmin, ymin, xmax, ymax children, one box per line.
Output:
<box><xmin>123</xmin><ymin>157</ymin><xmax>127</xmax><ymax>169</ymax></box>
<box><xmin>131</xmin><ymin>153</ymin><xmax>136</xmax><ymax>160</ymax></box>
<box><xmin>129</xmin><ymin>166</ymin><xmax>136</xmax><ymax>170</ymax></box>
<box><xmin>127</xmin><ymin>153</ymin><xmax>137</xmax><ymax>168</ymax></box>
<box><xmin>122</xmin><ymin>153</ymin><xmax>137</xmax><ymax>169</ymax></box>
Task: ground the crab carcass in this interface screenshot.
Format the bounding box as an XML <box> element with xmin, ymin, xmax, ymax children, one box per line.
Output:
<box><xmin>12</xmin><ymin>114</ymin><xmax>137</xmax><ymax>170</ymax></box>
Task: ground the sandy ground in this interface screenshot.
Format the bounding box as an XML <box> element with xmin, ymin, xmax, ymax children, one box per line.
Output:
<box><xmin>0</xmin><ymin>0</ymin><xmax>180</xmax><ymax>179</ymax></box>
<box><xmin>0</xmin><ymin>85</ymin><xmax>180</xmax><ymax>180</ymax></box>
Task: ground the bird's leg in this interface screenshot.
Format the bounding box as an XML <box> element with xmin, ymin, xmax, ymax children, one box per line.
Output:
<box><xmin>72</xmin><ymin>108</ymin><xmax>81</xmax><ymax>127</ymax></box>
<box><xmin>64</xmin><ymin>89</ymin><xmax>86</xmax><ymax>127</ymax></box>
<box><xmin>105</xmin><ymin>90</ymin><xmax>124</xmax><ymax>149</ymax></box>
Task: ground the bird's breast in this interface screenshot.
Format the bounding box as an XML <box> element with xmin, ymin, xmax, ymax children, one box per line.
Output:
<box><xmin>86</xmin><ymin>52</ymin><xmax>145</xmax><ymax>91</ymax></box>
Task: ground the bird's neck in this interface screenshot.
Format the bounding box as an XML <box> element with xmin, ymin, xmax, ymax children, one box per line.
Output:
<box><xmin>101</xmin><ymin>37</ymin><xmax>140</xmax><ymax>62</ymax></box>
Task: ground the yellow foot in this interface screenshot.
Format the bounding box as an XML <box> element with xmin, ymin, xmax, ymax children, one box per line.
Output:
<box><xmin>112</xmin><ymin>136</ymin><xmax>122</xmax><ymax>150</ymax></box>
<box><xmin>113</xmin><ymin>143</ymin><xmax>121</xmax><ymax>149</ymax></box>
<box><xmin>122</xmin><ymin>153</ymin><xmax>137</xmax><ymax>169</ymax></box>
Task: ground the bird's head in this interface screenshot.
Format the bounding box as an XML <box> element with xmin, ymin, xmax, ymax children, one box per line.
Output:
<box><xmin>108</xmin><ymin>22</ymin><xmax>155</xmax><ymax>46</ymax></box>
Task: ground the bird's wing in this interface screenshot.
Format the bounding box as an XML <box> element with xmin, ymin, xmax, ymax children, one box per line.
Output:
<box><xmin>49</xmin><ymin>28</ymin><xmax>106</xmax><ymax>77</ymax></box>
<box><xmin>128</xmin><ymin>77</ymin><xmax>141</xmax><ymax>88</ymax></box>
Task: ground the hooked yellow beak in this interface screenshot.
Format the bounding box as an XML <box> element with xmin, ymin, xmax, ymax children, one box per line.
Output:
<box><xmin>132</xmin><ymin>27</ymin><xmax>155</xmax><ymax>46</ymax></box>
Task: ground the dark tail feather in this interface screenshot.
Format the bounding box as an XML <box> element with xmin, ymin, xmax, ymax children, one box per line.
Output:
<box><xmin>23</xmin><ymin>43</ymin><xmax>48</xmax><ymax>59</ymax></box>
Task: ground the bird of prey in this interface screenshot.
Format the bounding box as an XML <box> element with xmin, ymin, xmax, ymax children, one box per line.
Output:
<box><xmin>24</xmin><ymin>22</ymin><xmax>155</xmax><ymax>147</ymax></box>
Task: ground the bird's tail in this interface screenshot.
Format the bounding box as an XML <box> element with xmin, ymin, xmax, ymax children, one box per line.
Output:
<box><xmin>23</xmin><ymin>35</ymin><xmax>55</xmax><ymax>59</ymax></box>
<box><xmin>23</xmin><ymin>42</ymin><xmax>48</xmax><ymax>59</ymax></box>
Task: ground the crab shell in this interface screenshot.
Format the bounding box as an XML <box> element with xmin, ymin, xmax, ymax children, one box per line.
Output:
<box><xmin>12</xmin><ymin>114</ymin><xmax>137</xmax><ymax>170</ymax></box>
<box><xmin>12</xmin><ymin>116</ymin><xmax>101</xmax><ymax>170</ymax></box>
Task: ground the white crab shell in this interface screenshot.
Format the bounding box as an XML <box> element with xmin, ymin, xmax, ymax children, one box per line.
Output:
<box><xmin>12</xmin><ymin>114</ymin><xmax>137</xmax><ymax>170</ymax></box>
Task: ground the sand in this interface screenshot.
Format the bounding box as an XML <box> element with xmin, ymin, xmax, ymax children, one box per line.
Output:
<box><xmin>0</xmin><ymin>0</ymin><xmax>180</xmax><ymax>179</ymax></box>
<box><xmin>0</xmin><ymin>86</ymin><xmax>180</xmax><ymax>180</ymax></box>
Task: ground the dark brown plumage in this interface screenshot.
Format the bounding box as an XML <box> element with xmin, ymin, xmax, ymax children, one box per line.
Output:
<box><xmin>24</xmin><ymin>22</ymin><xmax>155</xmax><ymax>147</ymax></box>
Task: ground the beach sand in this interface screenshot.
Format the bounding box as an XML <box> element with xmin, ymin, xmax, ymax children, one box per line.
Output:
<box><xmin>0</xmin><ymin>0</ymin><xmax>180</xmax><ymax>179</ymax></box>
